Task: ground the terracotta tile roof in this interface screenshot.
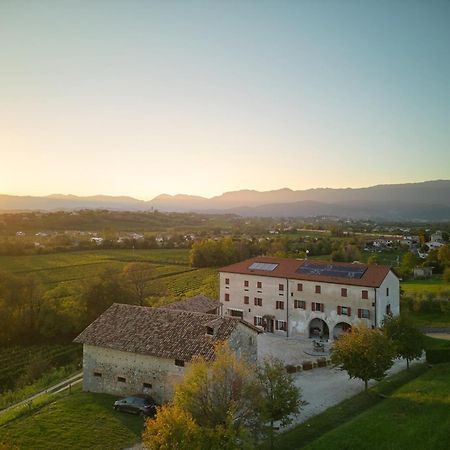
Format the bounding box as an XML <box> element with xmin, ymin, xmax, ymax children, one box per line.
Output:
<box><xmin>162</xmin><ymin>295</ymin><xmax>220</xmax><ymax>314</ymax></box>
<box><xmin>74</xmin><ymin>303</ymin><xmax>257</xmax><ymax>362</ymax></box>
<box><xmin>220</xmin><ymin>256</ymin><xmax>393</xmax><ymax>288</ymax></box>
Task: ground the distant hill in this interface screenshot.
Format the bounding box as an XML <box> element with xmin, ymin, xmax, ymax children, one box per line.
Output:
<box><xmin>1</xmin><ymin>180</ymin><xmax>449</xmax><ymax>221</ymax></box>
<box><xmin>0</xmin><ymin>194</ymin><xmax>145</xmax><ymax>212</ymax></box>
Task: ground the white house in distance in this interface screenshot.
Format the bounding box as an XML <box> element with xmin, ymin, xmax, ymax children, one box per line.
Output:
<box><xmin>219</xmin><ymin>256</ymin><xmax>399</xmax><ymax>340</ymax></box>
<box><xmin>74</xmin><ymin>300</ymin><xmax>258</xmax><ymax>403</ymax></box>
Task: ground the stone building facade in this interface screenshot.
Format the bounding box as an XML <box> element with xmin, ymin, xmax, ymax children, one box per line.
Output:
<box><xmin>220</xmin><ymin>256</ymin><xmax>399</xmax><ymax>340</ymax></box>
<box><xmin>74</xmin><ymin>302</ymin><xmax>259</xmax><ymax>403</ymax></box>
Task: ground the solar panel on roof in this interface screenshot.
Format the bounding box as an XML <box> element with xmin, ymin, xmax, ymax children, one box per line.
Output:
<box><xmin>249</xmin><ymin>262</ymin><xmax>279</xmax><ymax>271</ymax></box>
<box><xmin>296</xmin><ymin>262</ymin><xmax>367</xmax><ymax>279</ymax></box>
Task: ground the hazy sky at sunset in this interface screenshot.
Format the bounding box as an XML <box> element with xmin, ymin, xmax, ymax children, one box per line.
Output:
<box><xmin>1</xmin><ymin>0</ymin><xmax>449</xmax><ymax>199</ymax></box>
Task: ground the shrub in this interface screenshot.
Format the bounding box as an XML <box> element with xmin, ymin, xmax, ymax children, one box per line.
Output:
<box><xmin>444</xmin><ymin>267</ymin><xmax>450</xmax><ymax>283</ymax></box>
<box><xmin>285</xmin><ymin>365</ymin><xmax>297</xmax><ymax>374</ymax></box>
<box><xmin>426</xmin><ymin>349</ymin><xmax>450</xmax><ymax>364</ymax></box>
<box><xmin>317</xmin><ymin>358</ymin><xmax>327</xmax><ymax>368</ymax></box>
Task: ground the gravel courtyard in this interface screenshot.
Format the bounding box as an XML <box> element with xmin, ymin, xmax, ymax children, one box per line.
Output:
<box><xmin>257</xmin><ymin>332</ymin><xmax>425</xmax><ymax>428</ymax></box>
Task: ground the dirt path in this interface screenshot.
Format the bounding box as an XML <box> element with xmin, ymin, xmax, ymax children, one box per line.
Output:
<box><xmin>0</xmin><ymin>372</ymin><xmax>82</xmax><ymax>415</ymax></box>
<box><xmin>426</xmin><ymin>333</ymin><xmax>450</xmax><ymax>341</ymax></box>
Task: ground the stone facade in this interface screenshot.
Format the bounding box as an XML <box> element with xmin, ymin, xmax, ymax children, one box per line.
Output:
<box><xmin>81</xmin><ymin>322</ymin><xmax>258</xmax><ymax>402</ymax></box>
<box><xmin>82</xmin><ymin>344</ymin><xmax>184</xmax><ymax>403</ymax></box>
<box><xmin>220</xmin><ymin>266</ymin><xmax>399</xmax><ymax>340</ymax></box>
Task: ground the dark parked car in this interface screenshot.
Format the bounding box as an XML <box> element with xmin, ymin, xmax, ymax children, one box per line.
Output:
<box><xmin>113</xmin><ymin>395</ymin><xmax>157</xmax><ymax>416</ymax></box>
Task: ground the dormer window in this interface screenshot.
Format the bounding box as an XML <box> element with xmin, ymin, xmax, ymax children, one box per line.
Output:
<box><xmin>206</xmin><ymin>326</ymin><xmax>214</xmax><ymax>336</ymax></box>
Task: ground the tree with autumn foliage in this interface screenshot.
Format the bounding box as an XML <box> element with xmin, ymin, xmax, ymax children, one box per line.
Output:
<box><xmin>142</xmin><ymin>343</ymin><xmax>304</xmax><ymax>449</ymax></box>
<box><xmin>173</xmin><ymin>342</ymin><xmax>263</xmax><ymax>448</ymax></box>
<box><xmin>142</xmin><ymin>404</ymin><xmax>201</xmax><ymax>450</ymax></box>
<box><xmin>331</xmin><ymin>325</ymin><xmax>396</xmax><ymax>390</ymax></box>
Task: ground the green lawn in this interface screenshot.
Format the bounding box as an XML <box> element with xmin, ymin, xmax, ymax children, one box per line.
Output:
<box><xmin>401</xmin><ymin>277</ymin><xmax>448</xmax><ymax>294</ymax></box>
<box><xmin>0</xmin><ymin>387</ymin><xmax>143</xmax><ymax>450</ymax></box>
<box><xmin>404</xmin><ymin>310</ymin><xmax>450</xmax><ymax>328</ymax></box>
<box><xmin>423</xmin><ymin>334</ymin><xmax>450</xmax><ymax>350</ymax></box>
<box><xmin>272</xmin><ymin>364</ymin><xmax>450</xmax><ymax>450</ymax></box>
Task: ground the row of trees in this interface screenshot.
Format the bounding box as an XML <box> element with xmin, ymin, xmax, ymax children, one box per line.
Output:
<box><xmin>0</xmin><ymin>262</ymin><xmax>167</xmax><ymax>346</ymax></box>
<box><xmin>332</xmin><ymin>316</ymin><xmax>424</xmax><ymax>390</ymax></box>
<box><xmin>190</xmin><ymin>237</ymin><xmax>262</xmax><ymax>267</ymax></box>
<box><xmin>189</xmin><ymin>236</ymin><xmax>366</xmax><ymax>268</ymax></box>
<box><xmin>143</xmin><ymin>343</ymin><xmax>304</xmax><ymax>450</ymax></box>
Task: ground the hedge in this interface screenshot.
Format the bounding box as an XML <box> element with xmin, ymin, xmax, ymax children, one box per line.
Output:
<box><xmin>426</xmin><ymin>349</ymin><xmax>450</xmax><ymax>364</ymax></box>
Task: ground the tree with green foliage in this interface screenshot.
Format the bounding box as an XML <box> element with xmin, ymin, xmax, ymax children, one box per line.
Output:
<box><xmin>367</xmin><ymin>254</ymin><xmax>380</xmax><ymax>265</ymax></box>
<box><xmin>383</xmin><ymin>315</ymin><xmax>424</xmax><ymax>369</ymax></box>
<box><xmin>81</xmin><ymin>268</ymin><xmax>128</xmax><ymax>324</ymax></box>
<box><xmin>331</xmin><ymin>243</ymin><xmax>361</xmax><ymax>263</ymax></box>
<box><xmin>331</xmin><ymin>325</ymin><xmax>396</xmax><ymax>390</ymax></box>
<box><xmin>257</xmin><ymin>358</ymin><xmax>305</xmax><ymax>450</ymax></box>
<box><xmin>443</xmin><ymin>267</ymin><xmax>450</xmax><ymax>283</ymax></box>
<box><xmin>438</xmin><ymin>244</ymin><xmax>450</xmax><ymax>268</ymax></box>
<box><xmin>0</xmin><ymin>272</ymin><xmax>45</xmax><ymax>345</ymax></box>
<box><xmin>190</xmin><ymin>237</ymin><xmax>259</xmax><ymax>268</ymax></box>
<box><xmin>424</xmin><ymin>249</ymin><xmax>442</xmax><ymax>273</ymax></box>
<box><xmin>398</xmin><ymin>251</ymin><xmax>419</xmax><ymax>279</ymax></box>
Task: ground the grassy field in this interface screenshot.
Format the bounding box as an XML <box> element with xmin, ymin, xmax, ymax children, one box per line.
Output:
<box><xmin>0</xmin><ymin>386</ymin><xmax>143</xmax><ymax>449</ymax></box>
<box><xmin>401</xmin><ymin>277</ymin><xmax>449</xmax><ymax>294</ymax></box>
<box><xmin>304</xmin><ymin>363</ymin><xmax>450</xmax><ymax>450</ymax></box>
<box><xmin>423</xmin><ymin>334</ymin><xmax>450</xmax><ymax>350</ymax></box>
<box><xmin>404</xmin><ymin>310</ymin><xmax>450</xmax><ymax>328</ymax></box>
<box><xmin>272</xmin><ymin>363</ymin><xmax>450</xmax><ymax>450</ymax></box>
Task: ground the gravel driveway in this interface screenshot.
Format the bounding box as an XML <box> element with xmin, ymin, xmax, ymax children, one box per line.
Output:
<box><xmin>257</xmin><ymin>332</ymin><xmax>425</xmax><ymax>428</ymax></box>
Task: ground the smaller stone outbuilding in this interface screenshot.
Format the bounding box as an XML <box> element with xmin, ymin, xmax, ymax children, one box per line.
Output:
<box><xmin>413</xmin><ymin>266</ymin><xmax>433</xmax><ymax>279</ymax></box>
<box><xmin>74</xmin><ymin>303</ymin><xmax>259</xmax><ymax>403</ymax></box>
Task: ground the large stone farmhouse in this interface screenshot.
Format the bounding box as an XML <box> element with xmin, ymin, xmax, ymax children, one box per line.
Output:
<box><xmin>74</xmin><ymin>297</ymin><xmax>258</xmax><ymax>403</ymax></box>
<box><xmin>219</xmin><ymin>256</ymin><xmax>399</xmax><ymax>340</ymax></box>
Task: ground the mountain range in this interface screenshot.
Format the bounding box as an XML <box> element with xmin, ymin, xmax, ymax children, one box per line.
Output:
<box><xmin>1</xmin><ymin>180</ymin><xmax>449</xmax><ymax>221</ymax></box>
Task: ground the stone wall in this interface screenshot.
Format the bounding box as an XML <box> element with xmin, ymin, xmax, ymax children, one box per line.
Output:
<box><xmin>81</xmin><ymin>325</ymin><xmax>258</xmax><ymax>402</ymax></box>
<box><xmin>228</xmin><ymin>322</ymin><xmax>259</xmax><ymax>364</ymax></box>
<box><xmin>82</xmin><ymin>344</ymin><xmax>185</xmax><ymax>403</ymax></box>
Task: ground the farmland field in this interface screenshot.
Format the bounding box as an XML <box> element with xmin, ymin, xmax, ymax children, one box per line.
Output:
<box><xmin>401</xmin><ymin>277</ymin><xmax>449</xmax><ymax>294</ymax></box>
<box><xmin>0</xmin><ymin>249</ymin><xmax>218</xmax><ymax>299</ymax></box>
<box><xmin>165</xmin><ymin>267</ymin><xmax>217</xmax><ymax>297</ymax></box>
<box><xmin>0</xmin><ymin>249</ymin><xmax>192</xmax><ymax>286</ymax></box>
<box><xmin>0</xmin><ymin>344</ymin><xmax>81</xmax><ymax>395</ymax></box>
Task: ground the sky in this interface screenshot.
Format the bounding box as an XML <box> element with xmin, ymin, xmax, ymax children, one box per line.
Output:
<box><xmin>1</xmin><ymin>0</ymin><xmax>449</xmax><ymax>200</ymax></box>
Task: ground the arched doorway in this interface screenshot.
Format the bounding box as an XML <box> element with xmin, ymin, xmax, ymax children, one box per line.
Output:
<box><xmin>333</xmin><ymin>322</ymin><xmax>352</xmax><ymax>339</ymax></box>
<box><xmin>309</xmin><ymin>318</ymin><xmax>329</xmax><ymax>340</ymax></box>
